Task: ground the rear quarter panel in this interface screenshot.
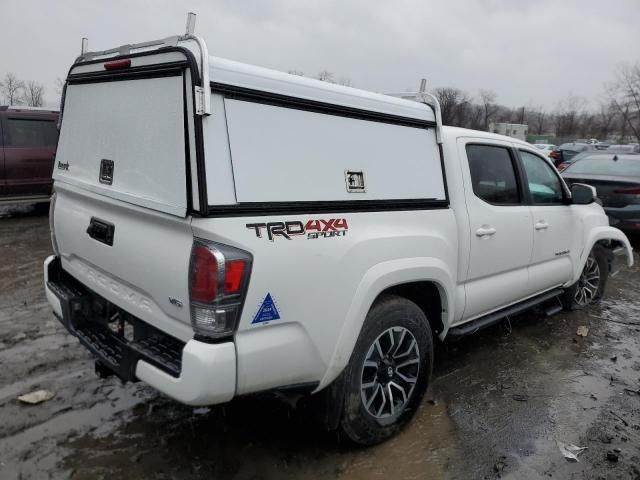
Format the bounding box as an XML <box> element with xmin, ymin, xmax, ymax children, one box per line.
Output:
<box><xmin>192</xmin><ymin>208</ymin><xmax>458</xmax><ymax>393</ymax></box>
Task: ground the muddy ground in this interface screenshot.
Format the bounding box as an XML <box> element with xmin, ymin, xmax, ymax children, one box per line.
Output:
<box><xmin>1</xmin><ymin>204</ymin><xmax>639</xmax><ymax>480</ymax></box>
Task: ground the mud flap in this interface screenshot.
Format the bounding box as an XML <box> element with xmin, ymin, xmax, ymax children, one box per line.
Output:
<box><xmin>299</xmin><ymin>371</ymin><xmax>346</xmax><ymax>432</ymax></box>
<box><xmin>608</xmin><ymin>246</ymin><xmax>628</xmax><ymax>277</ymax></box>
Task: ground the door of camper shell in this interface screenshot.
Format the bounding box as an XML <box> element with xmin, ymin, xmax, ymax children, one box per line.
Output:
<box><xmin>55</xmin><ymin>47</ymin><xmax>204</xmax><ymax>216</ymax></box>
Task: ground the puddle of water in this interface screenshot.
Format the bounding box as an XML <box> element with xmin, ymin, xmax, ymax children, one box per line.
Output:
<box><xmin>340</xmin><ymin>401</ymin><xmax>454</xmax><ymax>480</ymax></box>
<box><xmin>59</xmin><ymin>395</ymin><xmax>457</xmax><ymax>480</ymax></box>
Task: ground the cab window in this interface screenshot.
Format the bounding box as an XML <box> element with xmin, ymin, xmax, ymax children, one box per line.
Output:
<box><xmin>519</xmin><ymin>150</ymin><xmax>565</xmax><ymax>204</ymax></box>
<box><xmin>466</xmin><ymin>144</ymin><xmax>521</xmax><ymax>205</ymax></box>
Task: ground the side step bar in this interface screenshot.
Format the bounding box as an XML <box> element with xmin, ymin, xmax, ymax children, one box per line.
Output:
<box><xmin>446</xmin><ymin>288</ymin><xmax>564</xmax><ymax>340</ymax></box>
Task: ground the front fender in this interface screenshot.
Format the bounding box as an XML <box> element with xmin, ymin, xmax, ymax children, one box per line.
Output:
<box><xmin>316</xmin><ymin>257</ymin><xmax>454</xmax><ymax>390</ymax></box>
<box><xmin>571</xmin><ymin>226</ymin><xmax>634</xmax><ymax>284</ymax></box>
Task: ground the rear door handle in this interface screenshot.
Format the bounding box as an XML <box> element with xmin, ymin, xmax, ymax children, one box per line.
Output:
<box><xmin>535</xmin><ymin>221</ymin><xmax>549</xmax><ymax>230</ymax></box>
<box><xmin>476</xmin><ymin>226</ymin><xmax>497</xmax><ymax>237</ymax></box>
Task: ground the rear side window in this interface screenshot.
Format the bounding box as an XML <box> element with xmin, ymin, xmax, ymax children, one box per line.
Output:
<box><xmin>519</xmin><ymin>150</ymin><xmax>565</xmax><ymax>204</ymax></box>
<box><xmin>466</xmin><ymin>144</ymin><xmax>521</xmax><ymax>204</ymax></box>
<box><xmin>4</xmin><ymin>118</ymin><xmax>57</xmax><ymax>147</ymax></box>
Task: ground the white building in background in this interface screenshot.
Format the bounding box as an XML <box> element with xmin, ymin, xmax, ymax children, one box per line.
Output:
<box><xmin>489</xmin><ymin>122</ymin><xmax>528</xmax><ymax>141</ymax></box>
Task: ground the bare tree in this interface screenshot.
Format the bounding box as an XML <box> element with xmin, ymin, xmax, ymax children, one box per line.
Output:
<box><xmin>530</xmin><ymin>109</ymin><xmax>547</xmax><ymax>135</ymax></box>
<box><xmin>24</xmin><ymin>80</ymin><xmax>45</xmax><ymax>107</ymax></box>
<box><xmin>311</xmin><ymin>70</ymin><xmax>353</xmax><ymax>87</ymax></box>
<box><xmin>617</xmin><ymin>102</ymin><xmax>632</xmax><ymax>143</ymax></box>
<box><xmin>466</xmin><ymin>103</ymin><xmax>484</xmax><ymax>130</ymax></box>
<box><xmin>479</xmin><ymin>90</ymin><xmax>499</xmax><ymax>131</ymax></box>
<box><xmin>0</xmin><ymin>72</ymin><xmax>25</xmax><ymax>105</ymax></box>
<box><xmin>337</xmin><ymin>77</ymin><xmax>353</xmax><ymax>87</ymax></box>
<box><xmin>609</xmin><ymin>63</ymin><xmax>640</xmax><ymax>143</ymax></box>
<box><xmin>433</xmin><ymin>87</ymin><xmax>471</xmax><ymax>126</ymax></box>
<box><xmin>316</xmin><ymin>70</ymin><xmax>335</xmax><ymax>83</ymax></box>
<box><xmin>596</xmin><ymin>101</ymin><xmax>617</xmax><ymax>140</ymax></box>
<box><xmin>554</xmin><ymin>95</ymin><xmax>586</xmax><ymax>142</ymax></box>
<box><xmin>578</xmin><ymin>111</ymin><xmax>596</xmax><ymax>138</ymax></box>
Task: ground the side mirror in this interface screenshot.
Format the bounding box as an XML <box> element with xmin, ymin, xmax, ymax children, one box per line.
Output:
<box><xmin>571</xmin><ymin>183</ymin><xmax>596</xmax><ymax>204</ymax></box>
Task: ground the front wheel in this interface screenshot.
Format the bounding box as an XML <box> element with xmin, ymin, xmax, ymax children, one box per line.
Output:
<box><xmin>336</xmin><ymin>295</ymin><xmax>433</xmax><ymax>445</ymax></box>
<box><xmin>561</xmin><ymin>245</ymin><xmax>609</xmax><ymax>310</ymax></box>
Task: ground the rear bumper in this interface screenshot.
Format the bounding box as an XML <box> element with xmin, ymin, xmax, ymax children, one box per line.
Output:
<box><xmin>43</xmin><ymin>255</ymin><xmax>236</xmax><ymax>405</ymax></box>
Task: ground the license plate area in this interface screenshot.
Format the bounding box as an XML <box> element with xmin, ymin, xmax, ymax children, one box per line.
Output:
<box><xmin>47</xmin><ymin>258</ymin><xmax>185</xmax><ymax>381</ymax></box>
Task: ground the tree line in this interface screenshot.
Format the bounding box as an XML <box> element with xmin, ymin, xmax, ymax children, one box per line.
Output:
<box><xmin>3</xmin><ymin>61</ymin><xmax>638</xmax><ymax>144</ymax></box>
<box><xmin>0</xmin><ymin>73</ymin><xmax>47</xmax><ymax>107</ymax></box>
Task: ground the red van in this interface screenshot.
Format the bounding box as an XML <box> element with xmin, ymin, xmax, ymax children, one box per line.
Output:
<box><xmin>0</xmin><ymin>106</ymin><xmax>59</xmax><ymax>204</ymax></box>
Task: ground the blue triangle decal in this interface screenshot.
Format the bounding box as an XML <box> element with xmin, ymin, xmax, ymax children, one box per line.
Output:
<box><xmin>252</xmin><ymin>293</ymin><xmax>281</xmax><ymax>324</ymax></box>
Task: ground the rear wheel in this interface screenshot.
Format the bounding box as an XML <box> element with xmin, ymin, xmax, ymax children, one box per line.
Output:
<box><xmin>336</xmin><ymin>295</ymin><xmax>433</xmax><ymax>445</ymax></box>
<box><xmin>562</xmin><ymin>245</ymin><xmax>608</xmax><ymax>310</ymax></box>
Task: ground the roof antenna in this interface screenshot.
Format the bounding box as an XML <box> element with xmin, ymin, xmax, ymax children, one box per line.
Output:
<box><xmin>185</xmin><ymin>12</ymin><xmax>196</xmax><ymax>36</ymax></box>
<box><xmin>80</xmin><ymin>37</ymin><xmax>88</xmax><ymax>55</ymax></box>
<box><xmin>613</xmin><ymin>154</ymin><xmax>618</xmax><ymax>161</ymax></box>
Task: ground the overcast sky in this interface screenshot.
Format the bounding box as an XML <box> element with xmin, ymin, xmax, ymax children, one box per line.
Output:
<box><xmin>1</xmin><ymin>0</ymin><xmax>638</xmax><ymax>109</ymax></box>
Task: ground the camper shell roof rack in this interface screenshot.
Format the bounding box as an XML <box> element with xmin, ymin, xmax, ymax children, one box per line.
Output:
<box><xmin>75</xmin><ymin>12</ymin><xmax>211</xmax><ymax>115</ymax></box>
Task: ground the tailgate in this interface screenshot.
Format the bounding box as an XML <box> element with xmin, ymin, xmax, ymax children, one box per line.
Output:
<box><xmin>55</xmin><ymin>50</ymin><xmax>194</xmax><ymax>217</ymax></box>
<box><xmin>53</xmin><ymin>182</ymin><xmax>195</xmax><ymax>342</ymax></box>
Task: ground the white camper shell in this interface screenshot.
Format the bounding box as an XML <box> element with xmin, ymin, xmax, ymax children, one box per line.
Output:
<box><xmin>56</xmin><ymin>37</ymin><xmax>446</xmax><ymax>216</ymax></box>
<box><xmin>46</xmin><ymin>17</ymin><xmax>633</xmax><ymax>445</ymax></box>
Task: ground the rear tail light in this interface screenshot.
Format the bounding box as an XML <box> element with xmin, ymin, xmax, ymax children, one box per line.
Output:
<box><xmin>613</xmin><ymin>186</ymin><xmax>640</xmax><ymax>195</ymax></box>
<box><xmin>189</xmin><ymin>239</ymin><xmax>252</xmax><ymax>340</ymax></box>
<box><xmin>103</xmin><ymin>59</ymin><xmax>131</xmax><ymax>70</ymax></box>
<box><xmin>557</xmin><ymin>163</ymin><xmax>568</xmax><ymax>172</ymax></box>
<box><xmin>549</xmin><ymin>151</ymin><xmax>559</xmax><ymax>159</ymax></box>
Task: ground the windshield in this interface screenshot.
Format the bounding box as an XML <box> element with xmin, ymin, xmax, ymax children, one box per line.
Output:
<box><xmin>564</xmin><ymin>157</ymin><xmax>640</xmax><ymax>177</ymax></box>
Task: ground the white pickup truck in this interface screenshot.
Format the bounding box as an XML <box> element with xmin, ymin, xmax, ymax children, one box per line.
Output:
<box><xmin>44</xmin><ymin>19</ymin><xmax>633</xmax><ymax>445</ymax></box>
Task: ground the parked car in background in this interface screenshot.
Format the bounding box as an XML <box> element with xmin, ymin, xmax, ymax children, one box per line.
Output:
<box><xmin>533</xmin><ymin>143</ymin><xmax>556</xmax><ymax>156</ymax></box>
<box><xmin>562</xmin><ymin>154</ymin><xmax>640</xmax><ymax>232</ymax></box>
<box><xmin>606</xmin><ymin>144</ymin><xmax>640</xmax><ymax>154</ymax></box>
<box><xmin>0</xmin><ymin>106</ymin><xmax>59</xmax><ymax>204</ymax></box>
<box><xmin>549</xmin><ymin>143</ymin><xmax>598</xmax><ymax>166</ymax></box>
<box><xmin>556</xmin><ymin>146</ymin><xmax>640</xmax><ymax>172</ymax></box>
<box><xmin>556</xmin><ymin>151</ymin><xmax>598</xmax><ymax>172</ymax></box>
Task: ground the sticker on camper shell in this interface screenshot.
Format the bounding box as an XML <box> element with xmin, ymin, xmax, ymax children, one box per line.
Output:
<box><xmin>252</xmin><ymin>293</ymin><xmax>281</xmax><ymax>324</ymax></box>
<box><xmin>246</xmin><ymin>218</ymin><xmax>348</xmax><ymax>241</ymax></box>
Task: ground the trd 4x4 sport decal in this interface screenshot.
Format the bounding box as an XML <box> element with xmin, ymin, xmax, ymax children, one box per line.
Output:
<box><xmin>246</xmin><ymin>219</ymin><xmax>348</xmax><ymax>241</ymax></box>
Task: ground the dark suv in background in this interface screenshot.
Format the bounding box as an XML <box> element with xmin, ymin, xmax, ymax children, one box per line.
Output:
<box><xmin>0</xmin><ymin>106</ymin><xmax>59</xmax><ymax>204</ymax></box>
<box><xmin>549</xmin><ymin>143</ymin><xmax>600</xmax><ymax>166</ymax></box>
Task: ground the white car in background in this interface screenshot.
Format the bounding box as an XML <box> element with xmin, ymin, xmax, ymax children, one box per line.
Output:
<box><xmin>533</xmin><ymin>143</ymin><xmax>556</xmax><ymax>156</ymax></box>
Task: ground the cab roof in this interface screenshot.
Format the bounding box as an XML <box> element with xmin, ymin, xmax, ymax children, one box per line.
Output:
<box><xmin>441</xmin><ymin>126</ymin><xmax>532</xmax><ymax>148</ymax></box>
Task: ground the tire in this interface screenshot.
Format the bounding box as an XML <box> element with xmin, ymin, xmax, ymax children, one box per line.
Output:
<box><xmin>336</xmin><ymin>295</ymin><xmax>433</xmax><ymax>446</ymax></box>
<box><xmin>561</xmin><ymin>245</ymin><xmax>609</xmax><ymax>311</ymax></box>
